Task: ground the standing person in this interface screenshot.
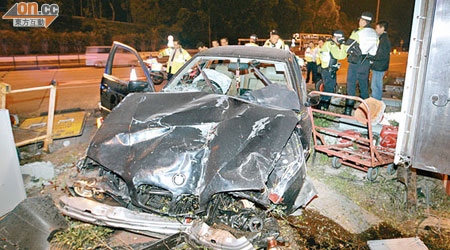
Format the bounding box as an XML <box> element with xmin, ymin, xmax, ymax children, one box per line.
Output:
<box><xmin>305</xmin><ymin>41</ymin><xmax>319</xmax><ymax>84</ymax></box>
<box><xmin>245</xmin><ymin>34</ymin><xmax>259</xmax><ymax>46</ymax></box>
<box><xmin>317</xmin><ymin>39</ymin><xmax>324</xmax><ymax>49</ymax></box>
<box><xmin>158</xmin><ymin>35</ymin><xmax>175</xmax><ymax>57</ymax></box>
<box><xmin>371</xmin><ymin>21</ymin><xmax>391</xmax><ymax>100</ymax></box>
<box><xmin>212</xmin><ymin>40</ymin><xmax>219</xmax><ymax>48</ymax></box>
<box><xmin>263</xmin><ymin>30</ymin><xmax>289</xmax><ymax>50</ymax></box>
<box><xmin>344</xmin><ymin>11</ymin><xmax>378</xmax><ymax>115</ymax></box>
<box><xmin>160</xmin><ymin>40</ymin><xmax>191</xmax><ymax>80</ymax></box>
<box><xmin>220</xmin><ymin>37</ymin><xmax>229</xmax><ymax>46</ymax></box>
<box><xmin>318</xmin><ymin>31</ymin><xmax>347</xmax><ymax>110</ymax></box>
<box><xmin>316</xmin><ymin>39</ymin><xmax>325</xmax><ymax>81</ymax></box>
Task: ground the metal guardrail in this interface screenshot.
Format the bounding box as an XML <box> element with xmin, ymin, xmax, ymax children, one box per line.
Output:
<box><xmin>0</xmin><ymin>54</ymin><xmax>85</xmax><ymax>70</ymax></box>
<box><xmin>0</xmin><ymin>81</ymin><xmax>56</xmax><ymax>151</ymax></box>
<box><xmin>0</xmin><ymin>49</ymin><xmax>200</xmax><ymax>71</ymax></box>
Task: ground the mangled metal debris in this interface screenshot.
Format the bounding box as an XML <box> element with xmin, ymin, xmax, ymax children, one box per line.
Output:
<box><xmin>62</xmin><ymin>46</ymin><xmax>317</xmax><ymax>248</ymax></box>
<box><xmin>83</xmin><ymin>91</ymin><xmax>315</xmax><ymax>215</ymax></box>
<box><xmin>58</xmin><ymin>196</ymin><xmax>192</xmax><ymax>238</ymax></box>
<box><xmin>59</xmin><ymin>196</ymin><xmax>254</xmax><ymax>249</ymax></box>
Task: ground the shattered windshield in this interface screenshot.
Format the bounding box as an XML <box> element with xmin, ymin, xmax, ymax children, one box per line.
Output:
<box><xmin>163</xmin><ymin>56</ymin><xmax>295</xmax><ymax>97</ymax></box>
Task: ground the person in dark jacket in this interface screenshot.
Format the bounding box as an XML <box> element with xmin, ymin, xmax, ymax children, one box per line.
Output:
<box><xmin>371</xmin><ymin>21</ymin><xmax>391</xmax><ymax>100</ymax></box>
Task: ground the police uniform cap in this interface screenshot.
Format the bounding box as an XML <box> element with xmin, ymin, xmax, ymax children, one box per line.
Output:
<box><xmin>333</xmin><ymin>30</ymin><xmax>345</xmax><ymax>38</ymax></box>
<box><xmin>361</xmin><ymin>12</ymin><xmax>374</xmax><ymax>22</ymax></box>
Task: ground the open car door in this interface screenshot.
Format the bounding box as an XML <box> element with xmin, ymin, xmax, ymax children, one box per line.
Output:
<box><xmin>99</xmin><ymin>42</ymin><xmax>155</xmax><ymax>115</ymax></box>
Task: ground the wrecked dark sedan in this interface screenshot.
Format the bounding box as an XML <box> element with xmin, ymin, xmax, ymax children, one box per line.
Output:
<box><xmin>61</xmin><ymin>42</ymin><xmax>318</xmax><ymax>247</ymax></box>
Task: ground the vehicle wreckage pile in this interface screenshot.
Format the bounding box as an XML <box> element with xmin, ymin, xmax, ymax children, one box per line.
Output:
<box><xmin>59</xmin><ymin>91</ymin><xmax>316</xmax><ymax>248</ymax></box>
<box><xmin>57</xmin><ymin>46</ymin><xmax>318</xmax><ymax>248</ymax></box>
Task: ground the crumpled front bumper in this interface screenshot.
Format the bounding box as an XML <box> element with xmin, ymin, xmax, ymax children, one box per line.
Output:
<box><xmin>58</xmin><ymin>196</ymin><xmax>253</xmax><ymax>249</ymax></box>
<box><xmin>58</xmin><ymin>196</ymin><xmax>190</xmax><ymax>237</ymax></box>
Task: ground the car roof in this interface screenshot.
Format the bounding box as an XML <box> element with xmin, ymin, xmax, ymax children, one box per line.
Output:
<box><xmin>197</xmin><ymin>45</ymin><xmax>293</xmax><ymax>61</ymax></box>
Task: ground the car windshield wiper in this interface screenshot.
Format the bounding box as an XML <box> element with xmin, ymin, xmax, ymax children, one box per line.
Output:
<box><xmin>249</xmin><ymin>60</ymin><xmax>273</xmax><ymax>86</ymax></box>
<box><xmin>197</xmin><ymin>62</ymin><xmax>221</xmax><ymax>94</ymax></box>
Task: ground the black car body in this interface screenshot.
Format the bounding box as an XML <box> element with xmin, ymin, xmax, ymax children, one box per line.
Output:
<box><xmin>75</xmin><ymin>42</ymin><xmax>316</xmax><ymax>238</ymax></box>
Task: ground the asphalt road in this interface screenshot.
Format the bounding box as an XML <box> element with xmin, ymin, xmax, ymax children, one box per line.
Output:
<box><xmin>1</xmin><ymin>53</ymin><xmax>408</xmax><ymax>117</ymax></box>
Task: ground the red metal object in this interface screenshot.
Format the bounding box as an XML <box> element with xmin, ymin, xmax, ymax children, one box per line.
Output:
<box><xmin>380</xmin><ymin>125</ymin><xmax>398</xmax><ymax>148</ymax></box>
<box><xmin>269</xmin><ymin>193</ymin><xmax>283</xmax><ymax>204</ymax></box>
<box><xmin>308</xmin><ymin>91</ymin><xmax>395</xmax><ymax>172</ymax></box>
<box><xmin>339</xmin><ymin>130</ymin><xmax>362</xmax><ymax>143</ymax></box>
<box><xmin>380</xmin><ymin>125</ymin><xmax>398</xmax><ymax>138</ymax></box>
<box><xmin>444</xmin><ymin>175</ymin><xmax>450</xmax><ymax>196</ymax></box>
<box><xmin>380</xmin><ymin>134</ymin><xmax>397</xmax><ymax>148</ymax></box>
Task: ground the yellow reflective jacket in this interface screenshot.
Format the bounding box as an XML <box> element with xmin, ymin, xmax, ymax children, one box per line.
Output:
<box><xmin>347</xmin><ymin>27</ymin><xmax>378</xmax><ymax>56</ymax></box>
<box><xmin>304</xmin><ymin>46</ymin><xmax>318</xmax><ymax>62</ymax></box>
<box><xmin>319</xmin><ymin>40</ymin><xmax>347</xmax><ymax>68</ymax></box>
<box><xmin>263</xmin><ymin>39</ymin><xmax>289</xmax><ymax>50</ymax></box>
<box><xmin>160</xmin><ymin>47</ymin><xmax>191</xmax><ymax>74</ymax></box>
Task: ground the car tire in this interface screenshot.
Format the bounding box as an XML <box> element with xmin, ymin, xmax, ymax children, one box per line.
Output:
<box><xmin>332</xmin><ymin>156</ymin><xmax>342</xmax><ymax>169</ymax></box>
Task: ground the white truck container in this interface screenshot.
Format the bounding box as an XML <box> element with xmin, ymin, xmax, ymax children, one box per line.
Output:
<box><xmin>395</xmin><ymin>0</ymin><xmax>450</xmax><ymax>176</ymax></box>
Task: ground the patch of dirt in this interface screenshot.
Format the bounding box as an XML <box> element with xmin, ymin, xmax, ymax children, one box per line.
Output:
<box><xmin>280</xmin><ymin>210</ymin><xmax>401</xmax><ymax>249</ymax></box>
<box><xmin>297</xmin><ymin>155</ymin><xmax>450</xmax><ymax>250</ymax></box>
<box><xmin>277</xmin><ymin>208</ymin><xmax>449</xmax><ymax>250</ymax></box>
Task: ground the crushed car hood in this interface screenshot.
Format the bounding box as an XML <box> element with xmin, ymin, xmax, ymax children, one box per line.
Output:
<box><xmin>87</xmin><ymin>91</ymin><xmax>298</xmax><ymax>207</ymax></box>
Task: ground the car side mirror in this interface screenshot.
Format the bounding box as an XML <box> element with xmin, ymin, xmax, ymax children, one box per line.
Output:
<box><xmin>306</xmin><ymin>93</ymin><xmax>320</xmax><ymax>107</ymax></box>
<box><xmin>128</xmin><ymin>81</ymin><xmax>148</xmax><ymax>92</ymax></box>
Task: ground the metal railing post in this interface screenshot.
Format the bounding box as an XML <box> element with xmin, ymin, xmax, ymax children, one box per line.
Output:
<box><xmin>44</xmin><ymin>81</ymin><xmax>57</xmax><ymax>152</ymax></box>
<box><xmin>4</xmin><ymin>82</ymin><xmax>57</xmax><ymax>148</ymax></box>
<box><xmin>0</xmin><ymin>82</ymin><xmax>10</xmax><ymax>109</ymax></box>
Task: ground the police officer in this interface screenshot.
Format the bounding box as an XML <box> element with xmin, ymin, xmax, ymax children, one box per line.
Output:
<box><xmin>318</xmin><ymin>30</ymin><xmax>347</xmax><ymax>110</ymax></box>
<box><xmin>245</xmin><ymin>34</ymin><xmax>259</xmax><ymax>46</ymax></box>
<box><xmin>305</xmin><ymin>41</ymin><xmax>319</xmax><ymax>83</ymax></box>
<box><xmin>263</xmin><ymin>30</ymin><xmax>289</xmax><ymax>50</ymax></box>
<box><xmin>159</xmin><ymin>39</ymin><xmax>191</xmax><ymax>80</ymax></box>
<box><xmin>344</xmin><ymin>11</ymin><xmax>378</xmax><ymax>115</ymax></box>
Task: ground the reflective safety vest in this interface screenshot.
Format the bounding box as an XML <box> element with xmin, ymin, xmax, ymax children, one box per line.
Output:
<box><xmin>160</xmin><ymin>47</ymin><xmax>191</xmax><ymax>74</ymax></box>
<box><xmin>315</xmin><ymin>47</ymin><xmax>321</xmax><ymax>66</ymax></box>
<box><xmin>263</xmin><ymin>39</ymin><xmax>289</xmax><ymax>51</ymax></box>
<box><xmin>304</xmin><ymin>46</ymin><xmax>318</xmax><ymax>62</ymax></box>
<box><xmin>158</xmin><ymin>47</ymin><xmax>174</xmax><ymax>57</ymax></box>
<box><xmin>348</xmin><ymin>27</ymin><xmax>378</xmax><ymax>56</ymax></box>
<box><xmin>245</xmin><ymin>42</ymin><xmax>259</xmax><ymax>47</ymax></box>
<box><xmin>319</xmin><ymin>40</ymin><xmax>347</xmax><ymax>68</ymax></box>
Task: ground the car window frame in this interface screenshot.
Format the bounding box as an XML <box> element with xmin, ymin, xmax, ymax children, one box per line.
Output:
<box><xmin>163</xmin><ymin>56</ymin><xmax>295</xmax><ymax>93</ymax></box>
<box><xmin>104</xmin><ymin>41</ymin><xmax>155</xmax><ymax>91</ymax></box>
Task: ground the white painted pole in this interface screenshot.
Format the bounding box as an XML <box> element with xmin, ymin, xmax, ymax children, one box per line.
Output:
<box><xmin>44</xmin><ymin>82</ymin><xmax>57</xmax><ymax>152</ymax></box>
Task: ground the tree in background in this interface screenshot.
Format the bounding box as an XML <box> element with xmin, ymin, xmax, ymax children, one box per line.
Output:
<box><xmin>0</xmin><ymin>0</ymin><xmax>414</xmax><ymax>54</ymax></box>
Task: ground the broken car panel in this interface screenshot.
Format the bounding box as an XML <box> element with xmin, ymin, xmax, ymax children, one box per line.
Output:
<box><xmin>66</xmin><ymin>45</ymin><xmax>316</xmax><ymax>247</ymax></box>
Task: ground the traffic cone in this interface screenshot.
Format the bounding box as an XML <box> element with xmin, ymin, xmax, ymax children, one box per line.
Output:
<box><xmin>130</xmin><ymin>66</ymin><xmax>137</xmax><ymax>81</ymax></box>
